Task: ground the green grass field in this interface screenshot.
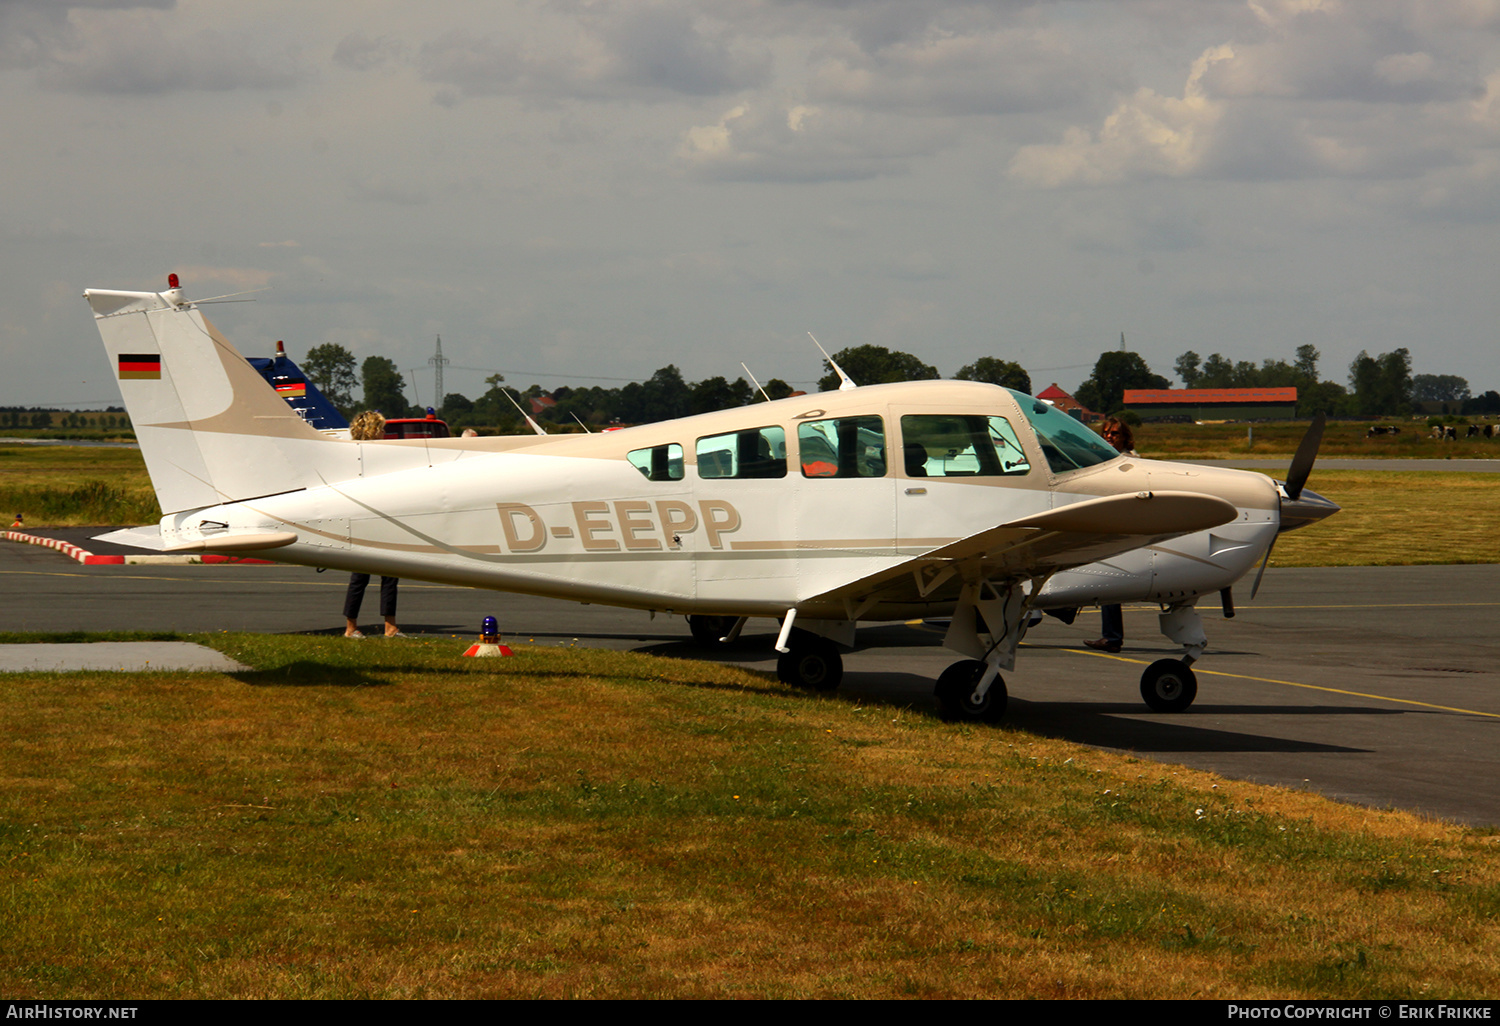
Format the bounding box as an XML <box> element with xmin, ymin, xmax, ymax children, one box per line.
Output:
<box><xmin>2</xmin><ymin>634</ymin><xmax>1498</xmax><ymax>999</ymax></box>
<box><xmin>1140</xmin><ymin>419</ymin><xmax>1500</xmax><ymax>461</ymax></box>
<box><xmin>0</xmin><ymin>445</ymin><xmax>159</xmax><ymax>526</ymax></box>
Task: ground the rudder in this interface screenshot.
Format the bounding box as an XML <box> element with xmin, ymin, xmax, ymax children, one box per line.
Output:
<box><xmin>86</xmin><ymin>282</ymin><xmax>327</xmax><ymax>515</ymax></box>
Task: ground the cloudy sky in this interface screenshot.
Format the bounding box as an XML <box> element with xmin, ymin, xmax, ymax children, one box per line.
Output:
<box><xmin>6</xmin><ymin>0</ymin><xmax>1499</xmax><ymax>409</ymax></box>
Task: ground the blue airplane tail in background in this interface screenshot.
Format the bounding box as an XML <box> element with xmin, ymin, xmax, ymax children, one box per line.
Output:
<box><xmin>247</xmin><ymin>341</ymin><xmax>349</xmax><ymax>432</ymax></box>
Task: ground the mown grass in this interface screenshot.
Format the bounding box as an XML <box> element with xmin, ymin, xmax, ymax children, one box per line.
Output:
<box><xmin>1139</xmin><ymin>419</ymin><xmax>1500</xmax><ymax>461</ymax></box>
<box><xmin>1262</xmin><ymin>470</ymin><xmax>1500</xmax><ymax>567</ymax></box>
<box><xmin>3</xmin><ymin>634</ymin><xmax>1498</xmax><ymax>999</ymax></box>
<box><xmin>0</xmin><ymin>445</ymin><xmax>159</xmax><ymax>526</ymax></box>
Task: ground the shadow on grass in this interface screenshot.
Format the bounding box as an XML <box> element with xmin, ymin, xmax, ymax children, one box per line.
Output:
<box><xmin>231</xmin><ymin>660</ymin><xmax>394</xmax><ymax>688</ymax></box>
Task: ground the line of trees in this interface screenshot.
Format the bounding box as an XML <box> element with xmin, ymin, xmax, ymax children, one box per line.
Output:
<box><xmin>293</xmin><ymin>335</ymin><xmax>1490</xmax><ymax>435</ymax></box>
<box><xmin>293</xmin><ymin>341</ymin><xmax>1032</xmax><ymax>432</ymax></box>
<box><xmin>1080</xmin><ymin>344</ymin><xmax>1494</xmax><ymax>419</ymax></box>
<box><xmin>0</xmin><ymin>408</ymin><xmax>130</xmax><ymax>430</ymax></box>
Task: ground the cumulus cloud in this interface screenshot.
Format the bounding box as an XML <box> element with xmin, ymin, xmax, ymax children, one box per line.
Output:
<box><xmin>0</xmin><ymin>0</ymin><xmax>172</xmax><ymax>69</ymax></box>
<box><xmin>417</xmin><ymin>3</ymin><xmax>770</xmax><ymax>103</ymax></box>
<box><xmin>1204</xmin><ymin>4</ymin><xmax>1476</xmax><ymax>104</ymax></box>
<box><xmin>15</xmin><ymin>4</ymin><xmax>303</xmax><ymax>93</ymax></box>
<box><xmin>807</xmin><ymin>24</ymin><xmax>1103</xmax><ymax>116</ymax></box>
<box><xmin>1010</xmin><ymin>45</ymin><xmax>1233</xmax><ymax>186</ymax></box>
<box><xmin>677</xmin><ymin>101</ymin><xmax>953</xmax><ymax>182</ymax></box>
<box><xmin>1012</xmin><ymin>1</ymin><xmax>1500</xmax><ymax>187</ymax></box>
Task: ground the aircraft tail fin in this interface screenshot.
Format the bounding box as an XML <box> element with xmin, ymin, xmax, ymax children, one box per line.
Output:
<box><xmin>85</xmin><ymin>282</ymin><xmax>328</xmax><ymax>515</ymax></box>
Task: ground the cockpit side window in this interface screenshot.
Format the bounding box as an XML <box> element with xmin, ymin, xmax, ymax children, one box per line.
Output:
<box><xmin>627</xmin><ymin>443</ymin><xmax>684</xmax><ymax>481</ymax></box>
<box><xmin>797</xmin><ymin>416</ymin><xmax>886</xmax><ymax>478</ymax></box>
<box><xmin>695</xmin><ymin>427</ymin><xmax>787</xmax><ymax>479</ymax></box>
<box><xmin>900</xmin><ymin>415</ymin><xmax>1031</xmax><ymax>477</ymax></box>
<box><xmin>1007</xmin><ymin>389</ymin><xmax>1121</xmax><ymax>473</ymax></box>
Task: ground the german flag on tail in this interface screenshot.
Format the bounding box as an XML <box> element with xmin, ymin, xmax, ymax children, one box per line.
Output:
<box><xmin>117</xmin><ymin>354</ymin><xmax>161</xmax><ymax>380</ymax></box>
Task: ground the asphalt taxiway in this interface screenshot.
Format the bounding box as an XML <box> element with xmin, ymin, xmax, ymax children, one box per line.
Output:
<box><xmin>4</xmin><ymin>535</ymin><xmax>1499</xmax><ymax>827</ymax></box>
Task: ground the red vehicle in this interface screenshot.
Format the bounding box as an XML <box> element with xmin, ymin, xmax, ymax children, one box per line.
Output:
<box><xmin>382</xmin><ymin>410</ymin><xmax>450</xmax><ymax>440</ymax></box>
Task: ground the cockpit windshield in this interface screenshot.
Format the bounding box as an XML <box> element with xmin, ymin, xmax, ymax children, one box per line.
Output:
<box><xmin>1007</xmin><ymin>390</ymin><xmax>1122</xmax><ymax>473</ymax></box>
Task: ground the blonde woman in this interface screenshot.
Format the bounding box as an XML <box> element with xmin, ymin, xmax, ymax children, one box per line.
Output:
<box><xmin>343</xmin><ymin>411</ymin><xmax>405</xmax><ymax>638</ymax></box>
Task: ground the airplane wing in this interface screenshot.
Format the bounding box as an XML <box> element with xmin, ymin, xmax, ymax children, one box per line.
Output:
<box><xmin>801</xmin><ymin>490</ymin><xmax>1237</xmax><ymax>617</ymax></box>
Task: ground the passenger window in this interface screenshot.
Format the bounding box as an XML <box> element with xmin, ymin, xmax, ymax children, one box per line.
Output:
<box><xmin>900</xmin><ymin>415</ymin><xmax>1031</xmax><ymax>477</ymax></box>
<box><xmin>798</xmin><ymin>416</ymin><xmax>886</xmax><ymax>478</ymax></box>
<box><xmin>627</xmin><ymin>443</ymin><xmax>684</xmax><ymax>482</ymax></box>
<box><xmin>695</xmin><ymin>427</ymin><xmax>787</xmax><ymax>479</ymax></box>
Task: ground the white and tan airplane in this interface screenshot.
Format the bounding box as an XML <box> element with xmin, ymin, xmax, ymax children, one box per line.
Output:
<box><xmin>85</xmin><ymin>278</ymin><xmax>1337</xmax><ymax>720</ymax></box>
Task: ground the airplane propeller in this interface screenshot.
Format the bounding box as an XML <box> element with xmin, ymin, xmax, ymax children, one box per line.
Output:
<box><xmin>1250</xmin><ymin>411</ymin><xmax>1339</xmax><ymax>599</ymax></box>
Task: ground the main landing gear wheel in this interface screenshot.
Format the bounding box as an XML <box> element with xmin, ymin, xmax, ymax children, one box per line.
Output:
<box><xmin>1140</xmin><ymin>659</ymin><xmax>1198</xmax><ymax>713</ymax></box>
<box><xmin>687</xmin><ymin>615</ymin><xmax>737</xmax><ymax>645</ymax></box>
<box><xmin>776</xmin><ymin>636</ymin><xmax>843</xmax><ymax>692</ymax></box>
<box><xmin>935</xmin><ymin>659</ymin><xmax>1007</xmax><ymax>723</ymax></box>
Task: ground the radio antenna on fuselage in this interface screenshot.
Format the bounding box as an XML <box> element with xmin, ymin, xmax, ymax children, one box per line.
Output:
<box><xmin>502</xmin><ymin>388</ymin><xmax>548</xmax><ymax>436</ymax></box>
<box><xmin>808</xmin><ymin>332</ymin><xmax>857</xmax><ymax>390</ymax></box>
<box><xmin>740</xmin><ymin>362</ymin><xmax>773</xmax><ymax>403</ymax></box>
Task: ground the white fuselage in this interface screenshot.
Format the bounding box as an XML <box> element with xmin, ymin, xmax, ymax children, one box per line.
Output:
<box><xmin>159</xmin><ymin>386</ymin><xmax>1280</xmax><ymax>622</ymax></box>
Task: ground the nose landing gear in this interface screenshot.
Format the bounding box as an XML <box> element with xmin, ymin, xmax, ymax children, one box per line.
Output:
<box><xmin>1140</xmin><ymin>658</ymin><xmax>1198</xmax><ymax>713</ymax></box>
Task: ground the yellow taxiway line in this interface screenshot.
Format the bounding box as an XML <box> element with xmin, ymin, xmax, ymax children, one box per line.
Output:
<box><xmin>1070</xmin><ymin>648</ymin><xmax>1500</xmax><ymax>720</ymax></box>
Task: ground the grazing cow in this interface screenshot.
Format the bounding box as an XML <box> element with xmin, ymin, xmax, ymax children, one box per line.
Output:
<box><xmin>1367</xmin><ymin>425</ymin><xmax>1401</xmax><ymax>437</ymax></box>
<box><xmin>1469</xmin><ymin>425</ymin><xmax>1483</xmax><ymax>438</ymax></box>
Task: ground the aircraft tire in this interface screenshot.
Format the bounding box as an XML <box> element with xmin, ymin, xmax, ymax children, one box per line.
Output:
<box><xmin>1140</xmin><ymin>659</ymin><xmax>1198</xmax><ymax>713</ymax></box>
<box><xmin>776</xmin><ymin>638</ymin><xmax>842</xmax><ymax>692</ymax></box>
<box><xmin>687</xmin><ymin>615</ymin><xmax>737</xmax><ymax>645</ymax></box>
<box><xmin>935</xmin><ymin>659</ymin><xmax>1007</xmax><ymax>722</ymax></box>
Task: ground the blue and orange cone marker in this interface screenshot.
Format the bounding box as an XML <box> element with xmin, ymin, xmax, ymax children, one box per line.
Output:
<box><xmin>463</xmin><ymin>616</ymin><xmax>514</xmax><ymax>657</ymax></box>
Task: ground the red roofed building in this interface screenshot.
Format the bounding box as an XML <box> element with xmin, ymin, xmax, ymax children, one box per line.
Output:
<box><xmin>1123</xmin><ymin>387</ymin><xmax>1298</xmax><ymax>422</ymax></box>
<box><xmin>1035</xmin><ymin>383</ymin><xmax>1097</xmax><ymax>421</ymax></box>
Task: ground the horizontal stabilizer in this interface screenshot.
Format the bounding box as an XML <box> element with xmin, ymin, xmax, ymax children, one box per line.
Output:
<box><xmin>164</xmin><ymin>532</ymin><xmax>299</xmax><ymax>554</ymax></box>
<box><xmin>91</xmin><ymin>525</ymin><xmax>167</xmax><ymax>552</ymax></box>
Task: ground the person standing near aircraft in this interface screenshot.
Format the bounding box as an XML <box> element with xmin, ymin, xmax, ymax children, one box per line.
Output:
<box><xmin>1086</xmin><ymin>417</ymin><xmax>1140</xmax><ymax>653</ymax></box>
<box><xmin>343</xmin><ymin>410</ymin><xmax>404</xmax><ymax>639</ymax></box>
<box><xmin>344</xmin><ymin>573</ymin><xmax>402</xmax><ymax>638</ymax></box>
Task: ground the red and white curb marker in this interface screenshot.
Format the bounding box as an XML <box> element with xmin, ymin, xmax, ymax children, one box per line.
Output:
<box><xmin>3</xmin><ymin>531</ymin><xmax>272</xmax><ymax>566</ymax></box>
<box><xmin>4</xmin><ymin>530</ymin><xmax>123</xmax><ymax>564</ymax></box>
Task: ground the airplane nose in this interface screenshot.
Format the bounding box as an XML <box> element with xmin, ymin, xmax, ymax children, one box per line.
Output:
<box><xmin>1278</xmin><ymin>486</ymin><xmax>1340</xmax><ymax>534</ymax></box>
